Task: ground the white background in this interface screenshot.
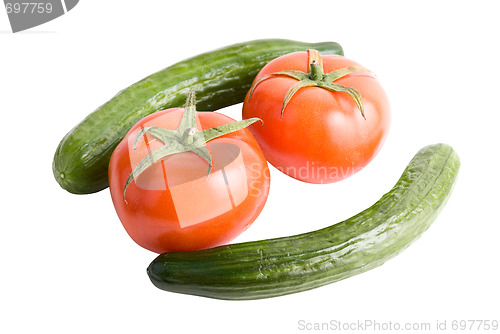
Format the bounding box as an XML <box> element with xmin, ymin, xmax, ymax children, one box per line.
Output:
<box><xmin>1</xmin><ymin>1</ymin><xmax>499</xmax><ymax>333</ymax></box>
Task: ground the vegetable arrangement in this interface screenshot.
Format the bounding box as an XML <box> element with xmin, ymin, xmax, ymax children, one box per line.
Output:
<box><xmin>53</xmin><ymin>39</ymin><xmax>460</xmax><ymax>300</ymax></box>
<box><xmin>53</xmin><ymin>39</ymin><xmax>343</xmax><ymax>194</ymax></box>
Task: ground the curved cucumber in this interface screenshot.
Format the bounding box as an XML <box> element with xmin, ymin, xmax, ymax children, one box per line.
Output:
<box><xmin>147</xmin><ymin>143</ymin><xmax>460</xmax><ymax>300</ymax></box>
<box><xmin>53</xmin><ymin>39</ymin><xmax>343</xmax><ymax>194</ymax></box>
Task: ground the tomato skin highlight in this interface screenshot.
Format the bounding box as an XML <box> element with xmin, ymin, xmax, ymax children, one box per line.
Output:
<box><xmin>242</xmin><ymin>52</ymin><xmax>390</xmax><ymax>184</ymax></box>
<box><xmin>109</xmin><ymin>108</ymin><xmax>270</xmax><ymax>253</ymax></box>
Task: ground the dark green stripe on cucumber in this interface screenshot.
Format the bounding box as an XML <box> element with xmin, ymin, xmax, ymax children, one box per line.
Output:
<box><xmin>52</xmin><ymin>39</ymin><xmax>343</xmax><ymax>194</ymax></box>
<box><xmin>147</xmin><ymin>143</ymin><xmax>460</xmax><ymax>300</ymax></box>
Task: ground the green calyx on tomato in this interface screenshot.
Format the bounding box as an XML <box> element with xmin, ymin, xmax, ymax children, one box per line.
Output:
<box><xmin>248</xmin><ymin>49</ymin><xmax>368</xmax><ymax>119</ymax></box>
<box><xmin>242</xmin><ymin>50</ymin><xmax>390</xmax><ymax>184</ymax></box>
<box><xmin>123</xmin><ymin>91</ymin><xmax>261</xmax><ymax>200</ymax></box>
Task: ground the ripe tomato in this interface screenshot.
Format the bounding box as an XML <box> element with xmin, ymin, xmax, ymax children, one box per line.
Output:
<box><xmin>242</xmin><ymin>50</ymin><xmax>390</xmax><ymax>184</ymax></box>
<box><xmin>109</xmin><ymin>97</ymin><xmax>270</xmax><ymax>253</ymax></box>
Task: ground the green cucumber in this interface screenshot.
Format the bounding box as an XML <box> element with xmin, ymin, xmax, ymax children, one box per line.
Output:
<box><xmin>147</xmin><ymin>143</ymin><xmax>460</xmax><ymax>300</ymax></box>
<box><xmin>53</xmin><ymin>39</ymin><xmax>343</xmax><ymax>194</ymax></box>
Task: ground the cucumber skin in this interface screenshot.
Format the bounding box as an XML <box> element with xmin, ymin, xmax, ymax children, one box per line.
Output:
<box><xmin>52</xmin><ymin>39</ymin><xmax>343</xmax><ymax>194</ymax></box>
<box><xmin>147</xmin><ymin>143</ymin><xmax>460</xmax><ymax>300</ymax></box>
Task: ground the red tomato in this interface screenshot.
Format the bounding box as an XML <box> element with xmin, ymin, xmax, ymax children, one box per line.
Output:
<box><xmin>109</xmin><ymin>107</ymin><xmax>270</xmax><ymax>253</ymax></box>
<box><xmin>242</xmin><ymin>50</ymin><xmax>390</xmax><ymax>184</ymax></box>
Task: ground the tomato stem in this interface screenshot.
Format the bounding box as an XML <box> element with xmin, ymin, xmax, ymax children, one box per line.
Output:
<box><xmin>122</xmin><ymin>91</ymin><xmax>262</xmax><ymax>200</ymax></box>
<box><xmin>307</xmin><ymin>49</ymin><xmax>324</xmax><ymax>81</ymax></box>
<box><xmin>248</xmin><ymin>49</ymin><xmax>369</xmax><ymax>119</ymax></box>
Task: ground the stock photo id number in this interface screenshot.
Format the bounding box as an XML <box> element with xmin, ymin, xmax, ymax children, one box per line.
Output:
<box><xmin>3</xmin><ymin>0</ymin><xmax>78</xmax><ymax>32</ymax></box>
